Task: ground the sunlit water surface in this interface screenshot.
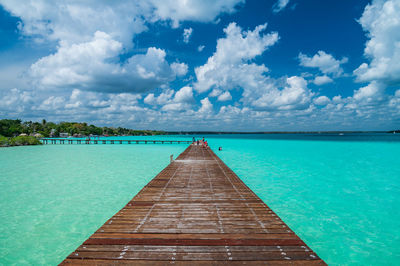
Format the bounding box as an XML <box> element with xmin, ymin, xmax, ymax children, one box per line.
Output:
<box><xmin>1</xmin><ymin>133</ymin><xmax>399</xmax><ymax>265</ymax></box>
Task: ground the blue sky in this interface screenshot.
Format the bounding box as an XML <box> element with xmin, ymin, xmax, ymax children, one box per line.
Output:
<box><xmin>0</xmin><ymin>0</ymin><xmax>399</xmax><ymax>131</ymax></box>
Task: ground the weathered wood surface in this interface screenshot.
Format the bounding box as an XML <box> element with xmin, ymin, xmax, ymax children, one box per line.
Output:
<box><xmin>61</xmin><ymin>144</ymin><xmax>325</xmax><ymax>265</ymax></box>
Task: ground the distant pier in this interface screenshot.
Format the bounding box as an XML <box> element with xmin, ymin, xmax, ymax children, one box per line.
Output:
<box><xmin>61</xmin><ymin>144</ymin><xmax>325</xmax><ymax>265</ymax></box>
<box><xmin>40</xmin><ymin>138</ymin><xmax>192</xmax><ymax>145</ymax></box>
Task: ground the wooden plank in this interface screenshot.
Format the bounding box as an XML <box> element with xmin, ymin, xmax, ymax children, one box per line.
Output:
<box><xmin>60</xmin><ymin>144</ymin><xmax>325</xmax><ymax>265</ymax></box>
<box><xmin>61</xmin><ymin>259</ymin><xmax>326</xmax><ymax>265</ymax></box>
<box><xmin>75</xmin><ymin>245</ymin><xmax>310</xmax><ymax>253</ymax></box>
<box><xmin>66</xmin><ymin>251</ymin><xmax>319</xmax><ymax>261</ymax></box>
<box><xmin>82</xmin><ymin>238</ymin><xmax>306</xmax><ymax>246</ymax></box>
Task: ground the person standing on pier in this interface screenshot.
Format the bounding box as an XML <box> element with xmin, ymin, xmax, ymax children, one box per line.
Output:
<box><xmin>204</xmin><ymin>140</ymin><xmax>209</xmax><ymax>149</ymax></box>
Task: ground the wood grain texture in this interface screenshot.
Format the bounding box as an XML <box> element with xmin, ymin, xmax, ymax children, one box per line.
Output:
<box><xmin>60</xmin><ymin>144</ymin><xmax>325</xmax><ymax>265</ymax></box>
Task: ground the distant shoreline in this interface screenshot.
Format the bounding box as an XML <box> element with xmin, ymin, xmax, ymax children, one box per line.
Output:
<box><xmin>1</xmin><ymin>119</ymin><xmax>398</xmax><ymax>140</ymax></box>
<box><xmin>0</xmin><ymin>135</ymin><xmax>42</xmax><ymax>147</ymax></box>
<box><xmin>165</xmin><ymin>130</ymin><xmax>399</xmax><ymax>135</ymax></box>
<box><xmin>37</xmin><ymin>130</ymin><xmax>399</xmax><ymax>137</ymax></box>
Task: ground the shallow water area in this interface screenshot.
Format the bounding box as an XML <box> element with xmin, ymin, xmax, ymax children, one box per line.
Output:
<box><xmin>206</xmin><ymin>133</ymin><xmax>400</xmax><ymax>265</ymax></box>
<box><xmin>0</xmin><ymin>143</ymin><xmax>186</xmax><ymax>265</ymax></box>
<box><xmin>1</xmin><ymin>133</ymin><xmax>400</xmax><ymax>265</ymax></box>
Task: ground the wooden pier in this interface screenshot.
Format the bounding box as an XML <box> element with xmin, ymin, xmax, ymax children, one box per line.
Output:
<box><xmin>61</xmin><ymin>144</ymin><xmax>325</xmax><ymax>265</ymax></box>
<box><xmin>41</xmin><ymin>138</ymin><xmax>192</xmax><ymax>145</ymax></box>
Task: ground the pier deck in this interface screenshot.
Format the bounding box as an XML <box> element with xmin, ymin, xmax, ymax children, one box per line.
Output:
<box><xmin>61</xmin><ymin>145</ymin><xmax>325</xmax><ymax>265</ymax></box>
<box><xmin>41</xmin><ymin>138</ymin><xmax>192</xmax><ymax>145</ymax></box>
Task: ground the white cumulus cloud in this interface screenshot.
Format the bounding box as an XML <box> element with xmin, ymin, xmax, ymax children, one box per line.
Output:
<box><xmin>144</xmin><ymin>86</ymin><xmax>194</xmax><ymax>112</ymax></box>
<box><xmin>149</xmin><ymin>0</ymin><xmax>244</xmax><ymax>28</ymax></box>
<box><xmin>217</xmin><ymin>91</ymin><xmax>232</xmax><ymax>101</ymax></box>
<box><xmin>36</xmin><ymin>96</ymin><xmax>65</xmax><ymax>111</ymax></box>
<box><xmin>354</xmin><ymin>0</ymin><xmax>400</xmax><ymax>86</ymax></box>
<box><xmin>313</xmin><ymin>96</ymin><xmax>330</xmax><ymax>106</ymax></box>
<box><xmin>272</xmin><ymin>0</ymin><xmax>290</xmax><ymax>13</ymax></box>
<box><xmin>194</xmin><ymin>22</ymin><xmax>312</xmax><ymax>111</ymax></box>
<box><xmin>161</xmin><ymin>86</ymin><xmax>193</xmax><ymax>111</ymax></box>
<box><xmin>250</xmin><ymin>76</ymin><xmax>313</xmax><ymax>111</ymax></box>
<box><xmin>313</xmin><ymin>75</ymin><xmax>333</xmax><ymax>85</ymax></box>
<box><xmin>143</xmin><ymin>93</ymin><xmax>156</xmax><ymax>105</ymax></box>
<box><xmin>0</xmin><ymin>0</ymin><xmax>149</xmax><ymax>46</ymax></box>
<box><xmin>173</xmin><ymin>86</ymin><xmax>193</xmax><ymax>103</ymax></box>
<box><xmin>183</xmin><ymin>28</ymin><xmax>193</xmax><ymax>43</ymax></box>
<box><xmin>171</xmin><ymin>62</ymin><xmax>188</xmax><ymax>76</ymax></box>
<box><xmin>194</xmin><ymin>22</ymin><xmax>279</xmax><ymax>93</ymax></box>
<box><xmin>353</xmin><ymin>81</ymin><xmax>385</xmax><ymax>103</ymax></box>
<box><xmin>0</xmin><ymin>0</ymin><xmax>241</xmax><ymax>95</ymax></box>
<box><xmin>198</xmin><ymin>97</ymin><xmax>213</xmax><ymax>113</ymax></box>
<box><xmin>299</xmin><ymin>51</ymin><xmax>348</xmax><ymax>76</ymax></box>
<box><xmin>0</xmin><ymin>88</ymin><xmax>34</xmax><ymax>114</ymax></box>
<box><xmin>30</xmin><ymin>31</ymin><xmax>181</xmax><ymax>93</ymax></box>
<box><xmin>0</xmin><ymin>0</ymin><xmax>244</xmax><ymax>44</ymax></box>
<box><xmin>209</xmin><ymin>89</ymin><xmax>222</xmax><ymax>97</ymax></box>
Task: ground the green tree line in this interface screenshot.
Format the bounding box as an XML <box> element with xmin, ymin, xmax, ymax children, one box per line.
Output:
<box><xmin>0</xmin><ymin>119</ymin><xmax>165</xmax><ymax>138</ymax></box>
<box><xmin>0</xmin><ymin>135</ymin><xmax>42</xmax><ymax>147</ymax></box>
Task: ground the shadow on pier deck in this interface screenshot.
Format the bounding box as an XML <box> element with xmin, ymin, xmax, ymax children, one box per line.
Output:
<box><xmin>60</xmin><ymin>144</ymin><xmax>325</xmax><ymax>265</ymax></box>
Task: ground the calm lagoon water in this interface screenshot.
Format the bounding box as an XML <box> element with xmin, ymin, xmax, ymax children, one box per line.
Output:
<box><xmin>0</xmin><ymin>143</ymin><xmax>186</xmax><ymax>265</ymax></box>
<box><xmin>1</xmin><ymin>133</ymin><xmax>400</xmax><ymax>265</ymax></box>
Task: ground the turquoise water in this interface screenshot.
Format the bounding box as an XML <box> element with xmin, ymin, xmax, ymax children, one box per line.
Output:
<box><xmin>206</xmin><ymin>134</ymin><xmax>400</xmax><ymax>265</ymax></box>
<box><xmin>1</xmin><ymin>134</ymin><xmax>400</xmax><ymax>265</ymax></box>
<box><xmin>0</xmin><ymin>144</ymin><xmax>186</xmax><ymax>265</ymax></box>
